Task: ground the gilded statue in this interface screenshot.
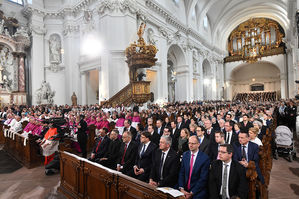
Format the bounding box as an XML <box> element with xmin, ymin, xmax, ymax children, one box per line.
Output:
<box><xmin>137</xmin><ymin>22</ymin><xmax>146</xmax><ymax>40</ymax></box>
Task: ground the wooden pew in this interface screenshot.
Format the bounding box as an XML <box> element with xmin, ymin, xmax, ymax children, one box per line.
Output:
<box><xmin>59</xmin><ymin>151</ymin><xmax>84</xmax><ymax>199</ymax></box>
<box><xmin>3</xmin><ymin>131</ymin><xmax>43</xmax><ymax>168</ymax></box>
<box><xmin>246</xmin><ymin>161</ymin><xmax>258</xmax><ymax>199</ymax></box>
<box><xmin>0</xmin><ymin>123</ymin><xmax>5</xmax><ymax>144</ymax></box>
<box><xmin>58</xmin><ymin>151</ymin><xmax>183</xmax><ymax>199</ymax></box>
<box><xmin>117</xmin><ymin>173</ymin><xmax>168</xmax><ymax>199</ymax></box>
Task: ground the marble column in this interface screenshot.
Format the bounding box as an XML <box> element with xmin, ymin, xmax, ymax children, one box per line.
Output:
<box><xmin>81</xmin><ymin>72</ymin><xmax>87</xmax><ymax>105</ymax></box>
<box><xmin>18</xmin><ymin>53</ymin><xmax>26</xmax><ymax>92</ymax></box>
<box><xmin>280</xmin><ymin>73</ymin><xmax>287</xmax><ymax>99</ymax></box>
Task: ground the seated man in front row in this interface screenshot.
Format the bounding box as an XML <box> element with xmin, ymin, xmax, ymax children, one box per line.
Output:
<box><xmin>233</xmin><ymin>131</ymin><xmax>265</xmax><ymax>184</ymax></box>
<box><xmin>149</xmin><ymin>136</ymin><xmax>180</xmax><ymax>188</ymax></box>
<box><xmin>178</xmin><ymin>135</ymin><xmax>210</xmax><ymax>199</ymax></box>
<box><xmin>89</xmin><ymin>127</ymin><xmax>110</xmax><ymax>162</ymax></box>
<box><xmin>128</xmin><ymin>131</ymin><xmax>157</xmax><ymax>182</ymax></box>
<box><xmin>209</xmin><ymin>144</ymin><xmax>248</xmax><ymax>199</ymax></box>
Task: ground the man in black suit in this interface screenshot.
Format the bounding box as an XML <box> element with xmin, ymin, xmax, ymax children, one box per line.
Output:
<box><xmin>129</xmin><ymin>131</ymin><xmax>157</xmax><ymax>182</ymax></box>
<box><xmin>77</xmin><ymin>115</ymin><xmax>88</xmax><ymax>158</ymax></box>
<box><xmin>209</xmin><ymin>131</ymin><xmax>225</xmax><ymax>161</ymax></box>
<box><xmin>240</xmin><ymin>114</ymin><xmax>253</xmax><ymax>133</ymax></box>
<box><xmin>124</xmin><ymin>119</ymin><xmax>137</xmax><ymax>140</ymax></box>
<box><xmin>149</xmin><ymin>136</ymin><xmax>180</xmax><ymax>187</ymax></box>
<box><xmin>155</xmin><ymin>119</ymin><xmax>164</xmax><ymax>136</ymax></box>
<box><xmin>224</xmin><ymin>121</ymin><xmax>238</xmax><ymax>145</ymax></box>
<box><xmin>117</xmin><ymin>131</ymin><xmax>138</xmax><ymax>175</ymax></box>
<box><xmin>176</xmin><ymin>116</ymin><xmax>185</xmax><ymax>131</ymax></box>
<box><xmin>233</xmin><ymin>132</ymin><xmax>264</xmax><ymax>184</ymax></box>
<box><xmin>196</xmin><ymin>126</ymin><xmax>210</xmax><ymax>155</ymax></box>
<box><xmin>204</xmin><ymin>119</ymin><xmax>216</xmax><ymax>142</ymax></box>
<box><xmin>89</xmin><ymin>127</ymin><xmax>110</xmax><ymax>162</ymax></box>
<box><xmin>171</xmin><ymin>121</ymin><xmax>181</xmax><ymax>138</ymax></box>
<box><xmin>148</xmin><ymin>124</ymin><xmax>160</xmax><ymax>146</ymax></box>
<box><xmin>209</xmin><ymin>144</ymin><xmax>248</xmax><ymax>199</ymax></box>
<box><xmin>99</xmin><ymin>129</ymin><xmax>121</xmax><ymax>169</ymax></box>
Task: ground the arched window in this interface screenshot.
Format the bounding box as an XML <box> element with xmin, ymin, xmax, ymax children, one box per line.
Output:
<box><xmin>203</xmin><ymin>15</ymin><xmax>208</xmax><ymax>29</ymax></box>
<box><xmin>7</xmin><ymin>0</ymin><xmax>24</xmax><ymax>5</ymax></box>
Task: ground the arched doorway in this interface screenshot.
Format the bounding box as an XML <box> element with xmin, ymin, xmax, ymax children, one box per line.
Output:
<box><xmin>202</xmin><ymin>59</ymin><xmax>212</xmax><ymax>100</ymax></box>
<box><xmin>230</xmin><ymin>61</ymin><xmax>281</xmax><ymax>99</ymax></box>
<box><xmin>167</xmin><ymin>44</ymin><xmax>187</xmax><ymax>102</ymax></box>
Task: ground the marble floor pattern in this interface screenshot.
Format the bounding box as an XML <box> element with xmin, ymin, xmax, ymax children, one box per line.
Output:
<box><xmin>0</xmin><ymin>146</ymin><xmax>298</xmax><ymax>198</ymax></box>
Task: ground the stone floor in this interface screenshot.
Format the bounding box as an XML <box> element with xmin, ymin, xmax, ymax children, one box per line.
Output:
<box><xmin>0</xmin><ymin>147</ymin><xmax>298</xmax><ymax>199</ymax></box>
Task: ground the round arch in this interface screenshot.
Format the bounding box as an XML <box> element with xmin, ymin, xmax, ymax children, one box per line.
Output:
<box><xmin>167</xmin><ymin>44</ymin><xmax>187</xmax><ymax>102</ymax></box>
<box><xmin>229</xmin><ymin>61</ymin><xmax>282</xmax><ymax>100</ymax></box>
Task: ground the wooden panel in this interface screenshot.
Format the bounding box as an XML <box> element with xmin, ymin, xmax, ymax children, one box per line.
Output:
<box><xmin>59</xmin><ymin>152</ymin><xmax>84</xmax><ymax>199</ymax></box>
<box><xmin>117</xmin><ymin>173</ymin><xmax>167</xmax><ymax>199</ymax></box>
<box><xmin>0</xmin><ymin>124</ymin><xmax>4</xmax><ymax>144</ymax></box>
<box><xmin>83</xmin><ymin>160</ymin><xmax>116</xmax><ymax>199</ymax></box>
<box><xmin>87</xmin><ymin>125</ymin><xmax>96</xmax><ymax>152</ymax></box>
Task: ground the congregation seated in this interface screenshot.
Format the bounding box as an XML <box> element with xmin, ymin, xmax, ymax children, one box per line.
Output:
<box><xmin>0</xmin><ymin>100</ymin><xmax>284</xmax><ymax>198</ymax></box>
<box><xmin>249</xmin><ymin>127</ymin><xmax>263</xmax><ymax>146</ymax></box>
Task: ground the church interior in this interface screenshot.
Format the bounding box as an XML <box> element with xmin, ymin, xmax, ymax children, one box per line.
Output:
<box><xmin>0</xmin><ymin>0</ymin><xmax>299</xmax><ymax>198</ymax></box>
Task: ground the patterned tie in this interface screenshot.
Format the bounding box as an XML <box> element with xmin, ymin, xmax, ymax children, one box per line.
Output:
<box><xmin>121</xmin><ymin>144</ymin><xmax>127</xmax><ymax>165</ymax></box>
<box><xmin>159</xmin><ymin>152</ymin><xmax>165</xmax><ymax>180</ymax></box>
<box><xmin>242</xmin><ymin>145</ymin><xmax>247</xmax><ymax>161</ymax></box>
<box><xmin>187</xmin><ymin>154</ymin><xmax>195</xmax><ymax>190</ymax></box>
<box><xmin>221</xmin><ymin>164</ymin><xmax>229</xmax><ymax>199</ymax></box>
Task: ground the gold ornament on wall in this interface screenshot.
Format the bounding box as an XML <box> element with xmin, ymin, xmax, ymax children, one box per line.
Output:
<box><xmin>225</xmin><ymin>18</ymin><xmax>285</xmax><ymax>63</ymax></box>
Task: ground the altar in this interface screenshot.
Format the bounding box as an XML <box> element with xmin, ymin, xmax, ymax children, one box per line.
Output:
<box><xmin>0</xmin><ymin>10</ymin><xmax>30</xmax><ymax>105</ymax></box>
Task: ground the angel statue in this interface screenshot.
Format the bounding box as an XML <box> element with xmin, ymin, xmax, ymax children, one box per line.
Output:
<box><xmin>137</xmin><ymin>22</ymin><xmax>146</xmax><ymax>40</ymax></box>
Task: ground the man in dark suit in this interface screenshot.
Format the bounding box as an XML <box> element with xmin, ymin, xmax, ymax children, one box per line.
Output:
<box><xmin>89</xmin><ymin>127</ymin><xmax>110</xmax><ymax>162</ymax></box>
<box><xmin>171</xmin><ymin>121</ymin><xmax>181</xmax><ymax>137</ymax></box>
<box><xmin>178</xmin><ymin>136</ymin><xmax>210</xmax><ymax>199</ymax></box>
<box><xmin>196</xmin><ymin>126</ymin><xmax>210</xmax><ymax>155</ymax></box>
<box><xmin>233</xmin><ymin>132</ymin><xmax>264</xmax><ymax>184</ymax></box>
<box><xmin>99</xmin><ymin>129</ymin><xmax>121</xmax><ymax>169</ymax></box>
<box><xmin>148</xmin><ymin>124</ymin><xmax>160</xmax><ymax>146</ymax></box>
<box><xmin>149</xmin><ymin>136</ymin><xmax>180</xmax><ymax>188</ymax></box>
<box><xmin>155</xmin><ymin>119</ymin><xmax>164</xmax><ymax>136</ymax></box>
<box><xmin>209</xmin><ymin>131</ymin><xmax>225</xmax><ymax>161</ymax></box>
<box><xmin>209</xmin><ymin>144</ymin><xmax>248</xmax><ymax>199</ymax></box>
<box><xmin>77</xmin><ymin>115</ymin><xmax>88</xmax><ymax>158</ymax></box>
<box><xmin>129</xmin><ymin>131</ymin><xmax>157</xmax><ymax>182</ymax></box>
<box><xmin>224</xmin><ymin>121</ymin><xmax>238</xmax><ymax>145</ymax></box>
<box><xmin>204</xmin><ymin>119</ymin><xmax>216</xmax><ymax>143</ymax></box>
<box><xmin>117</xmin><ymin>131</ymin><xmax>138</xmax><ymax>175</ymax></box>
<box><xmin>240</xmin><ymin>114</ymin><xmax>253</xmax><ymax>133</ymax></box>
<box><xmin>177</xmin><ymin>116</ymin><xmax>185</xmax><ymax>131</ymax></box>
<box><xmin>124</xmin><ymin>119</ymin><xmax>137</xmax><ymax>140</ymax></box>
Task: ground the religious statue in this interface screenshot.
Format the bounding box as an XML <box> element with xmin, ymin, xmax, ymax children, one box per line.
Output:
<box><xmin>71</xmin><ymin>92</ymin><xmax>77</xmax><ymax>106</ymax></box>
<box><xmin>147</xmin><ymin>29</ymin><xmax>157</xmax><ymax>45</ymax></box>
<box><xmin>0</xmin><ymin>64</ymin><xmax>3</xmax><ymax>84</ymax></box>
<box><xmin>35</xmin><ymin>81</ymin><xmax>56</xmax><ymax>104</ymax></box>
<box><xmin>137</xmin><ymin>22</ymin><xmax>146</xmax><ymax>40</ymax></box>
<box><xmin>0</xmin><ymin>19</ymin><xmax>4</xmax><ymax>34</ymax></box>
<box><xmin>49</xmin><ymin>34</ymin><xmax>61</xmax><ymax>64</ymax></box>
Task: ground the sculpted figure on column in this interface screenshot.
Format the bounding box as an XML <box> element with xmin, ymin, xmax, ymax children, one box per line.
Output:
<box><xmin>49</xmin><ymin>35</ymin><xmax>61</xmax><ymax>64</ymax></box>
<box><xmin>71</xmin><ymin>92</ymin><xmax>78</xmax><ymax>106</ymax></box>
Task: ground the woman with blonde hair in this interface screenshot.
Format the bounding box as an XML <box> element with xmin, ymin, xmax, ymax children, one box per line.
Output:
<box><xmin>249</xmin><ymin>127</ymin><xmax>263</xmax><ymax>146</ymax></box>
